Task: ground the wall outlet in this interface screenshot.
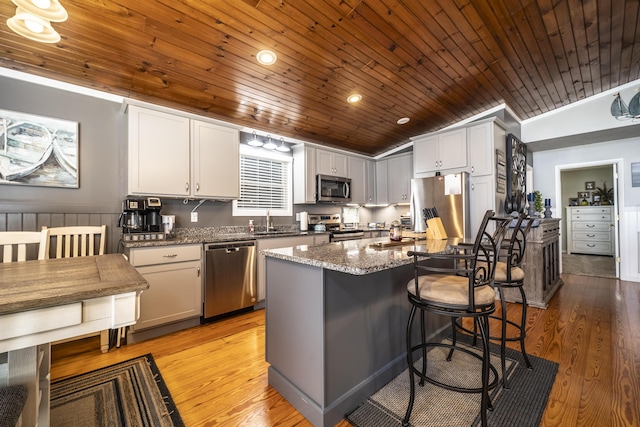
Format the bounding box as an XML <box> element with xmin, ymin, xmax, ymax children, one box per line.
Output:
<box><xmin>295</xmin><ymin>212</ymin><xmax>300</xmax><ymax>221</ymax></box>
<box><xmin>191</xmin><ymin>212</ymin><xmax>198</xmax><ymax>222</ymax></box>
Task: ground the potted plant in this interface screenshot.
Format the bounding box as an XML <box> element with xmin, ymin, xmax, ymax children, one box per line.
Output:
<box><xmin>533</xmin><ymin>190</ymin><xmax>544</xmax><ymax>217</ymax></box>
<box><xmin>594</xmin><ymin>182</ymin><xmax>614</xmax><ymax>205</ymax></box>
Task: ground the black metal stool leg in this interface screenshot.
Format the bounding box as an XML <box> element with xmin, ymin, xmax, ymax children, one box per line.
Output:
<box><xmin>446</xmin><ymin>317</ymin><xmax>457</xmax><ymax>361</ymax></box>
<box><xmin>403</xmin><ymin>305</ymin><xmax>418</xmax><ymax>427</ymax></box>
<box><xmin>518</xmin><ymin>286</ymin><xmax>533</xmax><ymax>369</ymax></box>
<box><xmin>498</xmin><ymin>288</ymin><xmax>509</xmax><ymax>389</ymax></box>
<box><xmin>419</xmin><ymin>308</ymin><xmax>427</xmax><ymax>386</ymax></box>
<box><xmin>477</xmin><ymin>313</ymin><xmax>491</xmax><ymax>427</ymax></box>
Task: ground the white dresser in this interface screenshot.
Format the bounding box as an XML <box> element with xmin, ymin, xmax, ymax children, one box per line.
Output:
<box><xmin>566</xmin><ymin>206</ymin><xmax>615</xmax><ymax>255</ymax></box>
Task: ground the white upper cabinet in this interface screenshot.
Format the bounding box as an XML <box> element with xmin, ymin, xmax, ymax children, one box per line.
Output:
<box><xmin>387</xmin><ymin>153</ymin><xmax>413</xmax><ymax>204</ymax></box>
<box><xmin>128</xmin><ymin>106</ymin><xmax>191</xmax><ymax>196</ymax></box>
<box><xmin>413</xmin><ymin>128</ymin><xmax>467</xmax><ymax>176</ymax></box>
<box><xmin>293</xmin><ymin>145</ymin><xmax>317</xmax><ymax>204</ymax></box>
<box><xmin>375</xmin><ymin>159</ymin><xmax>389</xmax><ymax>205</ymax></box>
<box><xmin>128</xmin><ymin>105</ymin><xmax>239</xmax><ymax>199</ymax></box>
<box><xmin>468</xmin><ymin>121</ymin><xmax>505</xmax><ymax>177</ymax></box>
<box><xmin>348</xmin><ymin>156</ymin><xmax>368</xmax><ymax>205</ymax></box>
<box><xmin>191</xmin><ymin>120</ymin><xmax>239</xmax><ymax>199</ymax></box>
<box><xmin>365</xmin><ymin>159</ymin><xmax>376</xmax><ymax>204</ymax></box>
<box><xmin>317</xmin><ymin>149</ymin><xmax>348</xmax><ymax>176</ymax></box>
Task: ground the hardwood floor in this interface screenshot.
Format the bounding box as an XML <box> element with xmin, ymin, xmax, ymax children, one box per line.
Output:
<box><xmin>51</xmin><ymin>273</ymin><xmax>640</xmax><ymax>426</ymax></box>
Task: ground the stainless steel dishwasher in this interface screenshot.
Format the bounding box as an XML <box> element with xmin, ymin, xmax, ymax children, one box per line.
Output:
<box><xmin>203</xmin><ymin>241</ymin><xmax>257</xmax><ymax>320</ymax></box>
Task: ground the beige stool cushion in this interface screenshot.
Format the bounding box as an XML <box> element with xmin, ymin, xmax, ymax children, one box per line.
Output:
<box><xmin>494</xmin><ymin>261</ymin><xmax>525</xmax><ymax>282</ymax></box>
<box><xmin>408</xmin><ymin>274</ymin><xmax>496</xmax><ymax>306</ymax></box>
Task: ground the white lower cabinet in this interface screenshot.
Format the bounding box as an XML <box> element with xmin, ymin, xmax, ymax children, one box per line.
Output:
<box><xmin>127</xmin><ymin>244</ymin><xmax>202</xmax><ymax>331</ymax></box>
<box><xmin>566</xmin><ymin>206</ymin><xmax>615</xmax><ymax>255</ymax></box>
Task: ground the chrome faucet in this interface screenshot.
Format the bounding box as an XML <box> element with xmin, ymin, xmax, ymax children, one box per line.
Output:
<box><xmin>266</xmin><ymin>209</ymin><xmax>273</xmax><ymax>231</ymax></box>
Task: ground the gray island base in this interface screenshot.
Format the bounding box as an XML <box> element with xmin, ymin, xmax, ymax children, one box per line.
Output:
<box><xmin>264</xmin><ymin>239</ymin><xmax>456</xmax><ymax>426</ymax></box>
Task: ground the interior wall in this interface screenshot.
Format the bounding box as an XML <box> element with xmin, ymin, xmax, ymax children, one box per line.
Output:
<box><xmin>0</xmin><ymin>75</ymin><xmax>124</xmax><ymax>213</ymax></box>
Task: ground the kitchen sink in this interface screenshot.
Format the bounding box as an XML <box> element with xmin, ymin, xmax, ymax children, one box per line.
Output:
<box><xmin>253</xmin><ymin>230</ymin><xmax>300</xmax><ymax>236</ymax></box>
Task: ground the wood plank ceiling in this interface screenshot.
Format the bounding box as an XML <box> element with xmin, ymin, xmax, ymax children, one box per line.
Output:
<box><xmin>0</xmin><ymin>0</ymin><xmax>639</xmax><ymax>156</ymax></box>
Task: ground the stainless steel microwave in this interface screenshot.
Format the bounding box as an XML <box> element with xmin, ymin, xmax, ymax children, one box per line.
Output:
<box><xmin>316</xmin><ymin>174</ymin><xmax>351</xmax><ymax>203</ymax></box>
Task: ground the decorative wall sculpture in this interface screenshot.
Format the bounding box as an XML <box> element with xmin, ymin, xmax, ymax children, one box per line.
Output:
<box><xmin>505</xmin><ymin>133</ymin><xmax>527</xmax><ymax>212</ymax></box>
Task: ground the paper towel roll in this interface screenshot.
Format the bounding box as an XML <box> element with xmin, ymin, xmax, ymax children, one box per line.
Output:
<box><xmin>300</xmin><ymin>211</ymin><xmax>308</xmax><ymax>231</ymax></box>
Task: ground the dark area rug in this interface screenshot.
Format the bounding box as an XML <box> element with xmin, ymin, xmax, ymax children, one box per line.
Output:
<box><xmin>51</xmin><ymin>354</ymin><xmax>184</xmax><ymax>427</ymax></box>
<box><xmin>346</xmin><ymin>336</ymin><xmax>558</xmax><ymax>427</ymax></box>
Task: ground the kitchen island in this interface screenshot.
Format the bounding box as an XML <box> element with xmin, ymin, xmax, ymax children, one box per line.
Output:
<box><xmin>263</xmin><ymin>238</ymin><xmax>457</xmax><ymax>427</ymax></box>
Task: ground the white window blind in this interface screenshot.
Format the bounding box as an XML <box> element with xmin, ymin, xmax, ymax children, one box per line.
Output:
<box><xmin>233</xmin><ymin>148</ymin><xmax>292</xmax><ymax>216</ymax></box>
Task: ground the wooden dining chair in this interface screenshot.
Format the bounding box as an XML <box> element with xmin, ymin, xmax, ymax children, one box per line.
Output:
<box><xmin>0</xmin><ymin>229</ymin><xmax>49</xmax><ymax>426</ymax></box>
<box><xmin>42</xmin><ymin>225</ymin><xmax>110</xmax><ymax>353</ymax></box>
<box><xmin>0</xmin><ymin>229</ymin><xmax>50</xmax><ymax>263</ymax></box>
<box><xmin>42</xmin><ymin>225</ymin><xmax>106</xmax><ymax>258</ymax></box>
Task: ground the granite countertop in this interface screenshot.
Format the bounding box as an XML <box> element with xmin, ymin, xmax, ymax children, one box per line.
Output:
<box><xmin>122</xmin><ymin>226</ymin><xmax>331</xmax><ymax>248</ymax></box>
<box><xmin>262</xmin><ymin>237</ymin><xmax>463</xmax><ymax>275</ymax></box>
<box><xmin>0</xmin><ymin>254</ymin><xmax>149</xmax><ymax>315</ymax></box>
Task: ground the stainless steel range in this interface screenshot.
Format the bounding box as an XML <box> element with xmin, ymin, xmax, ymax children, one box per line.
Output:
<box><xmin>308</xmin><ymin>213</ymin><xmax>364</xmax><ymax>242</ymax></box>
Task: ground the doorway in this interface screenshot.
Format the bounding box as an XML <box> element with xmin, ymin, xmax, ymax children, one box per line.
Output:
<box><xmin>557</xmin><ymin>161</ymin><xmax>620</xmax><ymax>279</ymax></box>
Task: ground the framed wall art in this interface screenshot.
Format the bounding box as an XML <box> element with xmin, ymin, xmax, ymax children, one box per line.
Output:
<box><xmin>0</xmin><ymin>109</ymin><xmax>78</xmax><ymax>188</ymax></box>
<box><xmin>585</xmin><ymin>181</ymin><xmax>595</xmax><ymax>190</ymax></box>
<box><xmin>578</xmin><ymin>191</ymin><xmax>590</xmax><ymax>199</ymax></box>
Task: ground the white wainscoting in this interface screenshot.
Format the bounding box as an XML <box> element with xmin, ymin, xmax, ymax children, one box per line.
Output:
<box><xmin>621</xmin><ymin>207</ymin><xmax>640</xmax><ymax>283</ymax></box>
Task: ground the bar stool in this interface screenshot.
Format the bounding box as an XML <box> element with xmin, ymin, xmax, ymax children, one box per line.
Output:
<box><xmin>456</xmin><ymin>212</ymin><xmax>534</xmax><ymax>389</ymax></box>
<box><xmin>491</xmin><ymin>212</ymin><xmax>534</xmax><ymax>388</ymax></box>
<box><xmin>403</xmin><ymin>210</ymin><xmax>510</xmax><ymax>427</ymax></box>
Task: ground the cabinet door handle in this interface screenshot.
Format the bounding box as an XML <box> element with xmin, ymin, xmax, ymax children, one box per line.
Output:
<box><xmin>587</xmin><ymin>234</ymin><xmax>595</xmax><ymax>237</ymax></box>
<box><xmin>586</xmin><ymin>224</ymin><xmax>594</xmax><ymax>227</ymax></box>
<box><xmin>196</xmin><ymin>183</ymin><xmax>200</xmax><ymax>192</ymax></box>
<box><xmin>163</xmin><ymin>254</ymin><xmax>178</xmax><ymax>258</ymax></box>
<box><xmin>197</xmin><ymin>266</ymin><xmax>201</xmax><ymax>277</ymax></box>
<box><xmin>587</xmin><ymin>244</ymin><xmax>596</xmax><ymax>247</ymax></box>
<box><xmin>185</xmin><ymin>182</ymin><xmax>189</xmax><ymax>192</ymax></box>
<box><xmin>471</xmin><ymin>166</ymin><xmax>474</xmax><ymax>173</ymax></box>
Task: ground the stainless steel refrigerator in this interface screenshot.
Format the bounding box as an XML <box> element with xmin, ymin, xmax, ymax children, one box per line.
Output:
<box><xmin>410</xmin><ymin>172</ymin><xmax>470</xmax><ymax>238</ymax></box>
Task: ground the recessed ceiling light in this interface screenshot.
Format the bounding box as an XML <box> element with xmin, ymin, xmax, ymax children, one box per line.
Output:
<box><xmin>397</xmin><ymin>117</ymin><xmax>410</xmax><ymax>124</ymax></box>
<box><xmin>347</xmin><ymin>94</ymin><xmax>362</xmax><ymax>103</ymax></box>
<box><xmin>256</xmin><ymin>50</ymin><xmax>277</xmax><ymax>65</ymax></box>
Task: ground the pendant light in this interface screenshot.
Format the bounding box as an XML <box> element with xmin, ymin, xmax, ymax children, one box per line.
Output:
<box><xmin>11</xmin><ymin>0</ymin><xmax>68</xmax><ymax>22</ymax></box>
<box><xmin>276</xmin><ymin>137</ymin><xmax>290</xmax><ymax>152</ymax></box>
<box><xmin>7</xmin><ymin>10</ymin><xmax>60</xmax><ymax>43</ymax></box>
<box><xmin>7</xmin><ymin>0</ymin><xmax>68</xmax><ymax>43</ymax></box>
<box><xmin>263</xmin><ymin>135</ymin><xmax>277</xmax><ymax>150</ymax></box>
<box><xmin>247</xmin><ymin>131</ymin><xmax>263</xmax><ymax>147</ymax></box>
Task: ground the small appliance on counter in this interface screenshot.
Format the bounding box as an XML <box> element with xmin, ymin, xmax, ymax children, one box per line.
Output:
<box><xmin>161</xmin><ymin>214</ymin><xmax>176</xmax><ymax>236</ymax></box>
<box><xmin>145</xmin><ymin>197</ymin><xmax>162</xmax><ymax>232</ymax></box>
<box><xmin>119</xmin><ymin>197</ymin><xmax>167</xmax><ymax>241</ymax></box>
<box><xmin>308</xmin><ymin>213</ymin><xmax>364</xmax><ymax>241</ymax></box>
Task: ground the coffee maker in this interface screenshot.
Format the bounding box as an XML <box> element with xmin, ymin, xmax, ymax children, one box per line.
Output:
<box><xmin>119</xmin><ymin>198</ymin><xmax>146</xmax><ymax>233</ymax></box>
<box><xmin>145</xmin><ymin>197</ymin><xmax>162</xmax><ymax>232</ymax></box>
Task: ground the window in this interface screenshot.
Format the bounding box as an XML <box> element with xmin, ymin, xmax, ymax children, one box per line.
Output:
<box><xmin>233</xmin><ymin>145</ymin><xmax>292</xmax><ymax>216</ymax></box>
